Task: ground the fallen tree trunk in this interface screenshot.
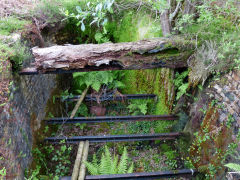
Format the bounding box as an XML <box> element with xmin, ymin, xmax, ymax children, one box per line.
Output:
<box><xmin>20</xmin><ymin>37</ymin><xmax>195</xmax><ymax>74</ymax></box>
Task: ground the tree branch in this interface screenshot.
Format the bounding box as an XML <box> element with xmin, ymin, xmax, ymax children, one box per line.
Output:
<box><xmin>170</xmin><ymin>1</ymin><xmax>182</xmax><ymax>22</ymax></box>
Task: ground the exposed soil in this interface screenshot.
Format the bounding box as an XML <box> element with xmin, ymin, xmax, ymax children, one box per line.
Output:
<box><xmin>0</xmin><ymin>0</ymin><xmax>37</xmax><ymax>17</ymax></box>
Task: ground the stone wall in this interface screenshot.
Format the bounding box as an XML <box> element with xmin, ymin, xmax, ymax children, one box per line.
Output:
<box><xmin>182</xmin><ymin>70</ymin><xmax>240</xmax><ymax>179</ymax></box>
<box><xmin>210</xmin><ymin>70</ymin><xmax>240</xmax><ymax>149</ymax></box>
<box><xmin>0</xmin><ymin>73</ymin><xmax>57</xmax><ymax>179</ymax></box>
<box><xmin>185</xmin><ymin>70</ymin><xmax>240</xmax><ymax>139</ymax></box>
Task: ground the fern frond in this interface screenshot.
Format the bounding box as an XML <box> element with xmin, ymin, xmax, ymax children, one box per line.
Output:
<box><xmin>99</xmin><ymin>153</ymin><xmax>109</xmax><ymax>175</ymax></box>
<box><xmin>92</xmin><ymin>154</ymin><xmax>98</xmax><ymax>167</ymax></box>
<box><xmin>104</xmin><ymin>146</ymin><xmax>113</xmax><ymax>172</ymax></box>
<box><xmin>86</xmin><ymin>146</ymin><xmax>134</xmax><ymax>175</ymax></box>
<box><xmin>225</xmin><ymin>163</ymin><xmax>240</xmax><ymax>172</ymax></box>
<box><xmin>118</xmin><ymin>147</ymin><xmax>128</xmax><ymax>174</ymax></box>
<box><xmin>111</xmin><ymin>155</ymin><xmax>119</xmax><ymax>174</ymax></box>
<box><xmin>84</xmin><ymin>161</ymin><xmax>99</xmax><ymax>175</ymax></box>
<box><xmin>127</xmin><ymin>162</ymin><xmax>134</xmax><ymax>173</ymax></box>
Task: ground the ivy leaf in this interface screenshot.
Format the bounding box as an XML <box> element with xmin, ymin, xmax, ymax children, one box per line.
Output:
<box><xmin>102</xmin><ymin>18</ymin><xmax>108</xmax><ymax>26</ymax></box>
<box><xmin>81</xmin><ymin>22</ymin><xmax>86</xmax><ymax>31</ymax></box>
<box><xmin>76</xmin><ymin>6</ymin><xmax>82</xmax><ymax>13</ymax></box>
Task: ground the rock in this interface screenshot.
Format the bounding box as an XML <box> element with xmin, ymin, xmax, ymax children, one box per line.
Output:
<box><xmin>90</xmin><ymin>106</ymin><xmax>106</xmax><ymax>116</ymax></box>
<box><xmin>232</xmin><ymin>71</ymin><xmax>240</xmax><ymax>81</ymax></box>
<box><xmin>0</xmin><ymin>33</ymin><xmax>21</xmax><ymax>43</ymax></box>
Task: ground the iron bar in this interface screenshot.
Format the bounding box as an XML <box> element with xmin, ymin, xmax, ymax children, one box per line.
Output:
<box><xmin>45</xmin><ymin>132</ymin><xmax>181</xmax><ymax>143</ymax></box>
<box><xmin>45</xmin><ymin>115</ymin><xmax>178</xmax><ymax>124</ymax></box>
<box><xmin>60</xmin><ymin>169</ymin><xmax>198</xmax><ymax>180</ymax></box>
<box><xmin>64</xmin><ymin>94</ymin><xmax>157</xmax><ymax>102</ymax></box>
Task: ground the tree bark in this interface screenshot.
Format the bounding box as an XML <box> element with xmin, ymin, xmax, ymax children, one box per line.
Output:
<box><xmin>20</xmin><ymin>37</ymin><xmax>195</xmax><ymax>75</ymax></box>
<box><xmin>183</xmin><ymin>0</ymin><xmax>198</xmax><ymax>16</ymax></box>
<box><xmin>160</xmin><ymin>10</ymin><xmax>171</xmax><ymax>36</ymax></box>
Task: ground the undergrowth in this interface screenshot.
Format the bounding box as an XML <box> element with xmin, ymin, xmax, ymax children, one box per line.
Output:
<box><xmin>176</xmin><ymin>0</ymin><xmax>240</xmax><ymax>86</ymax></box>
<box><xmin>0</xmin><ymin>16</ymin><xmax>29</xmax><ymax>35</ymax></box>
<box><xmin>85</xmin><ymin>146</ymin><xmax>134</xmax><ymax>175</ymax></box>
<box><xmin>0</xmin><ymin>40</ymin><xmax>32</xmax><ymax>71</ymax></box>
<box><xmin>26</xmin><ymin>140</ymin><xmax>73</xmax><ymax>180</ymax></box>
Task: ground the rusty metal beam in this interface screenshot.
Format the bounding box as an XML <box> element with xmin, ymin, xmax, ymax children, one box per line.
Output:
<box><xmin>19</xmin><ymin>66</ymin><xmax>123</xmax><ymax>75</ymax></box>
<box><xmin>44</xmin><ymin>132</ymin><xmax>181</xmax><ymax>143</ymax></box>
<box><xmin>60</xmin><ymin>169</ymin><xmax>198</xmax><ymax>180</ymax></box>
<box><xmin>64</xmin><ymin>94</ymin><xmax>157</xmax><ymax>102</ymax></box>
<box><xmin>45</xmin><ymin>115</ymin><xmax>178</xmax><ymax>124</ymax></box>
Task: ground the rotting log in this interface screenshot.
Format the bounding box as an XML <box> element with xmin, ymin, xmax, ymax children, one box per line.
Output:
<box><xmin>20</xmin><ymin>37</ymin><xmax>195</xmax><ymax>75</ymax></box>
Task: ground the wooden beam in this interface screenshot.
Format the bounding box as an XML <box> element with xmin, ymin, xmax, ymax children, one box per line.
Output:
<box><xmin>71</xmin><ymin>142</ymin><xmax>84</xmax><ymax>180</ymax></box>
<box><xmin>78</xmin><ymin>141</ymin><xmax>89</xmax><ymax>180</ymax></box>
<box><xmin>70</xmin><ymin>87</ymin><xmax>89</xmax><ymax>119</ymax></box>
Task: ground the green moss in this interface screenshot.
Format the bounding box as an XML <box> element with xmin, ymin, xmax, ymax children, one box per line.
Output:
<box><xmin>121</xmin><ymin>69</ymin><xmax>171</xmax><ymax>114</ymax></box>
<box><xmin>113</xmin><ymin>10</ymin><xmax>162</xmax><ymax>42</ymax></box>
<box><xmin>112</xmin><ymin>10</ymin><xmax>176</xmax><ymax>133</ymax></box>
<box><xmin>156</xmin><ymin>53</ymin><xmax>180</xmax><ymax>60</ymax></box>
<box><xmin>0</xmin><ymin>17</ymin><xmax>30</xmax><ymax>35</ymax></box>
<box><xmin>120</xmin><ymin>69</ymin><xmax>175</xmax><ymax>133</ymax></box>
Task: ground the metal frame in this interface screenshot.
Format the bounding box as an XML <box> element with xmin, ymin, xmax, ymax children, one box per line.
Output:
<box><xmin>45</xmin><ymin>132</ymin><xmax>181</xmax><ymax>143</ymax></box>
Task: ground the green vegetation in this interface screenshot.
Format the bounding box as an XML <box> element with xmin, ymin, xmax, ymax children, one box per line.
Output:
<box><xmin>64</xmin><ymin>0</ymin><xmax>115</xmax><ymax>32</ymax></box>
<box><xmin>33</xmin><ymin>0</ymin><xmax>80</xmax><ymax>26</ymax></box>
<box><xmin>177</xmin><ymin>0</ymin><xmax>240</xmax><ymax>86</ymax></box>
<box><xmin>85</xmin><ymin>146</ymin><xmax>134</xmax><ymax>175</ymax></box>
<box><xmin>26</xmin><ymin>140</ymin><xmax>73</xmax><ymax>180</ymax></box>
<box><xmin>0</xmin><ymin>17</ymin><xmax>29</xmax><ymax>35</ymax></box>
<box><xmin>73</xmin><ymin>71</ymin><xmax>125</xmax><ymax>93</ymax></box>
<box><xmin>188</xmin><ymin>105</ymin><xmax>239</xmax><ymax>179</ymax></box>
<box><xmin>0</xmin><ymin>16</ymin><xmax>31</xmax><ymax>71</ymax></box>
<box><xmin>127</xmin><ymin>100</ymin><xmax>148</xmax><ymax>115</ymax></box>
<box><xmin>0</xmin><ymin>40</ymin><xmax>32</xmax><ymax>71</ymax></box>
<box><xmin>121</xmin><ymin>69</ymin><xmax>175</xmax><ymax>134</ymax></box>
<box><xmin>0</xmin><ymin>157</ymin><xmax>6</xmax><ymax>180</ymax></box>
<box><xmin>113</xmin><ymin>11</ymin><xmax>162</xmax><ymax>42</ymax></box>
<box><xmin>173</xmin><ymin>70</ymin><xmax>189</xmax><ymax>100</ymax></box>
<box><xmin>225</xmin><ymin>163</ymin><xmax>240</xmax><ymax>172</ymax></box>
<box><xmin>0</xmin><ymin>0</ymin><xmax>236</xmax><ymax>179</ymax></box>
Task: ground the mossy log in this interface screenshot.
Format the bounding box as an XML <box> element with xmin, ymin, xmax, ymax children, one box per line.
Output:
<box><xmin>20</xmin><ymin>37</ymin><xmax>195</xmax><ymax>74</ymax></box>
